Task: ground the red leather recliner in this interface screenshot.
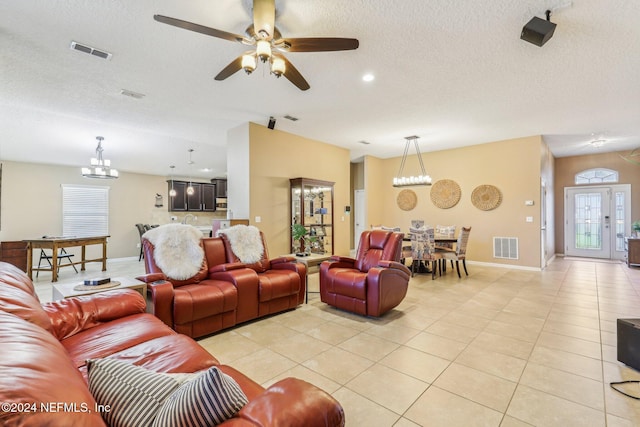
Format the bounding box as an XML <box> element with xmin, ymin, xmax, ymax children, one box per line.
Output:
<box><xmin>219</xmin><ymin>230</ymin><xmax>307</xmax><ymax>317</ymax></box>
<box><xmin>138</xmin><ymin>235</ymin><xmax>254</xmax><ymax>338</ymax></box>
<box><xmin>319</xmin><ymin>230</ymin><xmax>410</xmax><ymax>317</ymax></box>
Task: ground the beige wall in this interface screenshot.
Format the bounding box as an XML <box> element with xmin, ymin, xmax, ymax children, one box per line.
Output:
<box><xmin>553</xmin><ymin>150</ymin><xmax>640</xmax><ymax>254</ymax></box>
<box><xmin>361</xmin><ymin>136</ymin><xmax>546</xmax><ymax>268</ymax></box>
<box><xmin>248</xmin><ymin>123</ymin><xmax>351</xmax><ymax>257</ymax></box>
<box><xmin>0</xmin><ymin>160</ymin><xmax>225</xmax><ymax>260</ymax></box>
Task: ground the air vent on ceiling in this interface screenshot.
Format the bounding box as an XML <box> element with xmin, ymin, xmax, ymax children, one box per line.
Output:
<box><xmin>283</xmin><ymin>115</ymin><xmax>299</xmax><ymax>121</ymax></box>
<box><xmin>357</xmin><ymin>140</ymin><xmax>371</xmax><ymax>145</ymax></box>
<box><xmin>70</xmin><ymin>41</ymin><xmax>112</xmax><ymax>60</ymax></box>
<box><xmin>493</xmin><ymin>237</ymin><xmax>519</xmax><ymax>260</ymax></box>
<box><xmin>120</xmin><ymin>89</ymin><xmax>145</xmax><ymax>99</ymax></box>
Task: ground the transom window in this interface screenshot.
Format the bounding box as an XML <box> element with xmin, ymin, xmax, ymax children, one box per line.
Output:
<box><xmin>575</xmin><ymin>168</ymin><xmax>618</xmax><ymax>184</ymax></box>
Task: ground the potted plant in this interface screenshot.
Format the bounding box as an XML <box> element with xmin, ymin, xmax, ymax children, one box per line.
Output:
<box><xmin>292</xmin><ymin>224</ymin><xmax>317</xmax><ymax>256</ymax></box>
<box><xmin>633</xmin><ymin>221</ymin><xmax>640</xmax><ymax>237</ymax></box>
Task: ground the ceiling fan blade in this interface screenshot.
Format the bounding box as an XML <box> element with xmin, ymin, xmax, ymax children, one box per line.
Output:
<box><xmin>252</xmin><ymin>0</ymin><xmax>276</xmax><ymax>40</ymax></box>
<box><xmin>280</xmin><ymin>56</ymin><xmax>310</xmax><ymax>91</ymax></box>
<box><xmin>214</xmin><ymin>55</ymin><xmax>244</xmax><ymax>81</ymax></box>
<box><xmin>276</xmin><ymin>37</ymin><xmax>359</xmax><ymax>52</ymax></box>
<box><xmin>154</xmin><ymin>15</ymin><xmax>247</xmax><ymax>44</ymax></box>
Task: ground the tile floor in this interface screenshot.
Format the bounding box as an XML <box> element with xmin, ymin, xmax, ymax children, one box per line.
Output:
<box><xmin>33</xmin><ymin>257</ymin><xmax>640</xmax><ymax>426</ymax></box>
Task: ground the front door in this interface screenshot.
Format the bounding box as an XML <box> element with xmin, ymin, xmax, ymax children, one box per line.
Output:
<box><xmin>565</xmin><ymin>185</ymin><xmax>630</xmax><ymax>259</ymax></box>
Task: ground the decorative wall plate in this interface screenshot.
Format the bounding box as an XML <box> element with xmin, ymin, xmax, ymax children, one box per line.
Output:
<box><xmin>397</xmin><ymin>189</ymin><xmax>417</xmax><ymax>211</ymax></box>
<box><xmin>471</xmin><ymin>184</ymin><xmax>502</xmax><ymax>211</ymax></box>
<box><xmin>430</xmin><ymin>179</ymin><xmax>461</xmax><ymax>209</ymax></box>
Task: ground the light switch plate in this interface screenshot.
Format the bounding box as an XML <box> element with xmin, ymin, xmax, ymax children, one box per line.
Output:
<box><xmin>255</xmin><ymin>216</ymin><xmax>261</xmax><ymax>223</ymax></box>
<box><xmin>526</xmin><ymin>216</ymin><xmax>534</xmax><ymax>222</ymax></box>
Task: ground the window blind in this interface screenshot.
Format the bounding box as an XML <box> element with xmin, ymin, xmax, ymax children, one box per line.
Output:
<box><xmin>62</xmin><ymin>184</ymin><xmax>110</xmax><ymax>237</ymax></box>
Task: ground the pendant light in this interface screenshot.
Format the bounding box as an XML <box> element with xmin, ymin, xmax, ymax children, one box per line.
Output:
<box><xmin>81</xmin><ymin>136</ymin><xmax>119</xmax><ymax>179</ymax></box>
<box><xmin>392</xmin><ymin>135</ymin><xmax>432</xmax><ymax>187</ymax></box>
<box><xmin>168</xmin><ymin>165</ymin><xmax>176</xmax><ymax>197</ymax></box>
<box><xmin>186</xmin><ymin>149</ymin><xmax>195</xmax><ymax>195</ymax></box>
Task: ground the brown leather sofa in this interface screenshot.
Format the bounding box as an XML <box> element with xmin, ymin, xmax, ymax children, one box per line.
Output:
<box><xmin>138</xmin><ymin>233</ymin><xmax>306</xmax><ymax>338</ymax></box>
<box><xmin>0</xmin><ymin>261</ymin><xmax>344</xmax><ymax>426</ymax></box>
<box><xmin>320</xmin><ymin>230</ymin><xmax>410</xmax><ymax>317</ymax></box>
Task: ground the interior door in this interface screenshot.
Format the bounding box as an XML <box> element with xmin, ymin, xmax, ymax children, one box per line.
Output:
<box><xmin>565</xmin><ymin>185</ymin><xmax>630</xmax><ymax>259</ymax></box>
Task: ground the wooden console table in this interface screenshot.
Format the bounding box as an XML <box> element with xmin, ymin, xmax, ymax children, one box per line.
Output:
<box><xmin>24</xmin><ymin>236</ymin><xmax>109</xmax><ymax>282</ymax></box>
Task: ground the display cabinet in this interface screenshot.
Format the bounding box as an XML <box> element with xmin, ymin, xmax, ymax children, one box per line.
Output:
<box><xmin>625</xmin><ymin>237</ymin><xmax>640</xmax><ymax>267</ymax></box>
<box><xmin>290</xmin><ymin>178</ymin><xmax>334</xmax><ymax>255</ymax></box>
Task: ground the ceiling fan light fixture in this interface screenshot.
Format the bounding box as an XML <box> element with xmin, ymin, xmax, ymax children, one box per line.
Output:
<box><xmin>256</xmin><ymin>40</ymin><xmax>271</xmax><ymax>62</ymax></box>
<box><xmin>271</xmin><ymin>57</ymin><xmax>285</xmax><ymax>77</ymax></box>
<box><xmin>241</xmin><ymin>53</ymin><xmax>257</xmax><ymax>74</ymax></box>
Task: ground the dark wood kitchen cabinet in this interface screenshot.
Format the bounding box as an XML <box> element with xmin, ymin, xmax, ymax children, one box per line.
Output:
<box><xmin>211</xmin><ymin>179</ymin><xmax>227</xmax><ymax>198</ymax></box>
<box><xmin>168</xmin><ymin>180</ymin><xmax>216</xmax><ymax>212</ymax></box>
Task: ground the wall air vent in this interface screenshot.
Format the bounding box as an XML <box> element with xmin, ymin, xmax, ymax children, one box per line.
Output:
<box><xmin>357</xmin><ymin>140</ymin><xmax>371</xmax><ymax>145</ymax></box>
<box><xmin>284</xmin><ymin>115</ymin><xmax>299</xmax><ymax>121</ymax></box>
<box><xmin>493</xmin><ymin>237</ymin><xmax>519</xmax><ymax>259</ymax></box>
<box><xmin>70</xmin><ymin>41</ymin><xmax>112</xmax><ymax>60</ymax></box>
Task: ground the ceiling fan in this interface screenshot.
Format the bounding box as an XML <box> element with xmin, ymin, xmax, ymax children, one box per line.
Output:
<box><xmin>154</xmin><ymin>0</ymin><xmax>359</xmax><ymax>91</ymax></box>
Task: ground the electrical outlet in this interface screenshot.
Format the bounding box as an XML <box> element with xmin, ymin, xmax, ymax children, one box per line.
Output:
<box><xmin>136</xmin><ymin>243</ymin><xmax>141</xmax><ymax>248</ymax></box>
<box><xmin>255</xmin><ymin>216</ymin><xmax>261</xmax><ymax>223</ymax></box>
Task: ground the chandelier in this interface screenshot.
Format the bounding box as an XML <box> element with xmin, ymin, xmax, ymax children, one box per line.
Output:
<box><xmin>392</xmin><ymin>136</ymin><xmax>431</xmax><ymax>187</ymax></box>
<box><xmin>81</xmin><ymin>136</ymin><xmax>119</xmax><ymax>179</ymax></box>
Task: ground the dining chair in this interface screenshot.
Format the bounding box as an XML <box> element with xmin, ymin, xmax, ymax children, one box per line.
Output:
<box><xmin>409</xmin><ymin>226</ymin><xmax>442</xmax><ymax>279</ymax></box>
<box><xmin>435</xmin><ymin>224</ymin><xmax>457</xmax><ymax>271</ymax></box>
<box><xmin>135</xmin><ymin>223</ymin><xmax>146</xmax><ymax>261</ymax></box>
<box><xmin>411</xmin><ymin>220</ymin><xmax>425</xmax><ymax>228</ymax></box>
<box><xmin>437</xmin><ymin>226</ymin><xmax>471</xmax><ymax>278</ymax></box>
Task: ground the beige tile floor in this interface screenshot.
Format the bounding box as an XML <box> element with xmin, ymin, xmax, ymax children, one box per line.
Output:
<box><xmin>34</xmin><ymin>257</ymin><xmax>640</xmax><ymax>426</ymax></box>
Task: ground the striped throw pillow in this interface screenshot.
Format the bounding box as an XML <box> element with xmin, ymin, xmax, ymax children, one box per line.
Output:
<box><xmin>153</xmin><ymin>366</ymin><xmax>249</xmax><ymax>426</ymax></box>
<box><xmin>87</xmin><ymin>359</ymin><xmax>248</xmax><ymax>427</ymax></box>
<box><xmin>87</xmin><ymin>358</ymin><xmax>181</xmax><ymax>427</ymax></box>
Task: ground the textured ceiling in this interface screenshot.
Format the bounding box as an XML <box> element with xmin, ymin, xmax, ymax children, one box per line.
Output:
<box><xmin>1</xmin><ymin>0</ymin><xmax>639</xmax><ymax>179</ymax></box>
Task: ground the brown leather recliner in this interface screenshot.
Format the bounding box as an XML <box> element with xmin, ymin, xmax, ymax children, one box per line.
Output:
<box><xmin>219</xmin><ymin>229</ymin><xmax>307</xmax><ymax>317</ymax></box>
<box><xmin>138</xmin><ymin>234</ymin><xmax>255</xmax><ymax>339</ymax></box>
<box><xmin>319</xmin><ymin>230</ymin><xmax>410</xmax><ymax>317</ymax></box>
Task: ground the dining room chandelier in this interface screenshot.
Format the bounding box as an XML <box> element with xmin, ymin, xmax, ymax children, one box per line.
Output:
<box><xmin>81</xmin><ymin>136</ymin><xmax>119</xmax><ymax>179</ymax></box>
<box><xmin>392</xmin><ymin>135</ymin><xmax>432</xmax><ymax>187</ymax></box>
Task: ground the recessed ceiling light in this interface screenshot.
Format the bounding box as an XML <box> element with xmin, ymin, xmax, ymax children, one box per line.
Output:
<box><xmin>362</xmin><ymin>73</ymin><xmax>375</xmax><ymax>82</ymax></box>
